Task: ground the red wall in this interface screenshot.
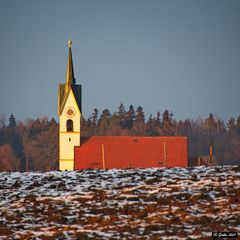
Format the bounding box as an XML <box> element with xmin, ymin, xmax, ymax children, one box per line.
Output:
<box><xmin>74</xmin><ymin>136</ymin><xmax>188</xmax><ymax>170</ymax></box>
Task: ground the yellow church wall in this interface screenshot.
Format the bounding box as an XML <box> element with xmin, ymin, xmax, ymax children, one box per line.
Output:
<box><xmin>59</xmin><ymin>160</ymin><xmax>74</xmax><ymax>172</ymax></box>
<box><xmin>59</xmin><ymin>88</ymin><xmax>81</xmax><ymax>171</ymax></box>
<box><xmin>59</xmin><ymin>132</ymin><xmax>80</xmax><ymax>159</ymax></box>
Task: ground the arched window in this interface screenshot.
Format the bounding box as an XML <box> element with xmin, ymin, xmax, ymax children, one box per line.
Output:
<box><xmin>66</xmin><ymin>119</ymin><xmax>73</xmax><ymax>132</ymax></box>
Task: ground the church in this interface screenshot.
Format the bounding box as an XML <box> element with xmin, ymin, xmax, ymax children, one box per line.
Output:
<box><xmin>58</xmin><ymin>41</ymin><xmax>188</xmax><ymax>171</ymax></box>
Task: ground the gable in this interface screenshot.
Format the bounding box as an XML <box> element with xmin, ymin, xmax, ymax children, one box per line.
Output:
<box><xmin>58</xmin><ymin>84</ymin><xmax>82</xmax><ymax>116</ymax></box>
<box><xmin>62</xmin><ymin>88</ymin><xmax>80</xmax><ymax>116</ymax></box>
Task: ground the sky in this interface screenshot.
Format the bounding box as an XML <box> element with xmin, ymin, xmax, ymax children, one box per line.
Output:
<box><xmin>0</xmin><ymin>0</ymin><xmax>239</xmax><ymax>123</ymax></box>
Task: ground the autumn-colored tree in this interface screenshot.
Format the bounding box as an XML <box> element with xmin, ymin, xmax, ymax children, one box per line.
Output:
<box><xmin>227</xmin><ymin>118</ymin><xmax>236</xmax><ymax>133</ymax></box>
<box><xmin>26</xmin><ymin>119</ymin><xmax>58</xmax><ymax>171</ymax></box>
<box><xmin>0</xmin><ymin>144</ymin><xmax>18</xmax><ymax>171</ymax></box>
<box><xmin>0</xmin><ymin>114</ymin><xmax>24</xmax><ymax>171</ymax></box>
<box><xmin>237</xmin><ymin>116</ymin><xmax>240</xmax><ymax>135</ymax></box>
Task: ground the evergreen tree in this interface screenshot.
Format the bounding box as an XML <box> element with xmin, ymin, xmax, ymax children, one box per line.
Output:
<box><xmin>145</xmin><ymin>112</ymin><xmax>162</xmax><ymax>136</ymax></box>
<box><xmin>88</xmin><ymin>108</ymin><xmax>99</xmax><ymax>135</ymax></box>
<box><xmin>8</xmin><ymin>113</ymin><xmax>17</xmax><ymax>128</ymax></box>
<box><xmin>97</xmin><ymin>109</ymin><xmax>111</xmax><ymax>135</ymax></box>
<box><xmin>80</xmin><ymin>116</ymin><xmax>89</xmax><ymax>136</ymax></box>
<box><xmin>118</xmin><ymin>103</ymin><xmax>127</xmax><ymax>128</ymax></box>
<box><xmin>146</xmin><ymin>115</ymin><xmax>155</xmax><ymax>136</ymax></box>
<box><xmin>136</xmin><ymin>106</ymin><xmax>145</xmax><ymax>123</ymax></box>
<box><xmin>155</xmin><ymin>111</ymin><xmax>161</xmax><ymax>127</ymax></box>
<box><xmin>162</xmin><ymin>110</ymin><xmax>175</xmax><ymax>135</ymax></box>
<box><xmin>133</xmin><ymin>106</ymin><xmax>145</xmax><ymax>135</ymax></box>
<box><xmin>90</xmin><ymin>109</ymin><xmax>99</xmax><ymax>127</ymax></box>
<box><xmin>155</xmin><ymin>111</ymin><xmax>162</xmax><ymax>135</ymax></box>
<box><xmin>176</xmin><ymin>120</ymin><xmax>184</xmax><ymax>135</ymax></box>
<box><xmin>107</xmin><ymin>113</ymin><xmax>123</xmax><ymax>135</ymax></box>
<box><xmin>205</xmin><ymin>113</ymin><xmax>217</xmax><ymax>136</ymax></box>
<box><xmin>118</xmin><ymin>102</ymin><xmax>126</xmax><ymax>116</ymax></box>
<box><xmin>125</xmin><ymin>104</ymin><xmax>135</xmax><ymax>130</ymax></box>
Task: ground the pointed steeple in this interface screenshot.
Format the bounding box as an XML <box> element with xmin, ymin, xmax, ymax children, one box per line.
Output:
<box><xmin>66</xmin><ymin>40</ymin><xmax>76</xmax><ymax>85</ymax></box>
<box><xmin>59</xmin><ymin>40</ymin><xmax>82</xmax><ymax>116</ymax></box>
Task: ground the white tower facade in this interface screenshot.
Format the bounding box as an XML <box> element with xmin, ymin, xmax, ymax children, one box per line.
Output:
<box><xmin>58</xmin><ymin>41</ymin><xmax>82</xmax><ymax>171</ymax></box>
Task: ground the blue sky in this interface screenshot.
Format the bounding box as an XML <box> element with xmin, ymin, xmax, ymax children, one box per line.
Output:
<box><xmin>0</xmin><ymin>0</ymin><xmax>239</xmax><ymax>122</ymax></box>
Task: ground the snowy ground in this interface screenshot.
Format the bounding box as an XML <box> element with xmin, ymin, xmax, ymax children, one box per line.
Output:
<box><xmin>0</xmin><ymin>165</ymin><xmax>239</xmax><ymax>239</ymax></box>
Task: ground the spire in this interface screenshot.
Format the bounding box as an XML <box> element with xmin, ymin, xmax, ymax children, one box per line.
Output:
<box><xmin>66</xmin><ymin>40</ymin><xmax>76</xmax><ymax>85</ymax></box>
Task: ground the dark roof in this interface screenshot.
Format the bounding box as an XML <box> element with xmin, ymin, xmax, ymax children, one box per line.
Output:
<box><xmin>72</xmin><ymin>84</ymin><xmax>82</xmax><ymax>113</ymax></box>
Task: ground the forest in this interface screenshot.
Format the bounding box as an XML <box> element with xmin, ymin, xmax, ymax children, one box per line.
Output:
<box><xmin>0</xmin><ymin>103</ymin><xmax>240</xmax><ymax>171</ymax></box>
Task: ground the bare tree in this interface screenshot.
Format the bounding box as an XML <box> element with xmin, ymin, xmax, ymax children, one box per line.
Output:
<box><xmin>0</xmin><ymin>112</ymin><xmax>6</xmax><ymax>128</ymax></box>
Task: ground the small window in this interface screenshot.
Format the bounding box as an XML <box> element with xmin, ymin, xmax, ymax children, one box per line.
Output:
<box><xmin>69</xmin><ymin>138</ymin><xmax>71</xmax><ymax>142</ymax></box>
<box><xmin>66</xmin><ymin>119</ymin><xmax>73</xmax><ymax>132</ymax></box>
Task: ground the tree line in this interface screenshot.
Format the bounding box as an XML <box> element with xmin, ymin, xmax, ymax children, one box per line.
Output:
<box><xmin>0</xmin><ymin>103</ymin><xmax>240</xmax><ymax>171</ymax></box>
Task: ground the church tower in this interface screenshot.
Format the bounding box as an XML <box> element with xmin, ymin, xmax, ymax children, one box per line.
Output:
<box><xmin>58</xmin><ymin>41</ymin><xmax>82</xmax><ymax>171</ymax></box>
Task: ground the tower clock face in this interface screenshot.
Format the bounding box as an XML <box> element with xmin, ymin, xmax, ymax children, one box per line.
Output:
<box><xmin>65</xmin><ymin>107</ymin><xmax>76</xmax><ymax>118</ymax></box>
